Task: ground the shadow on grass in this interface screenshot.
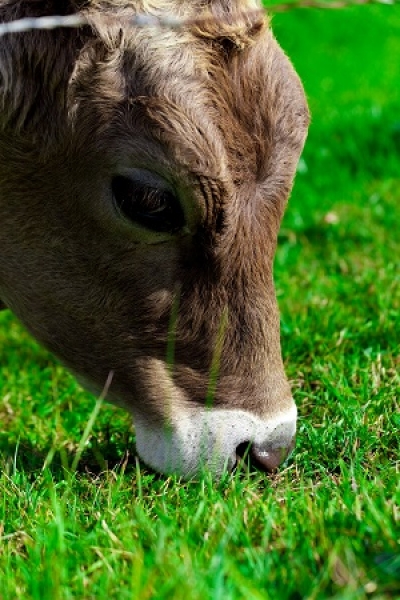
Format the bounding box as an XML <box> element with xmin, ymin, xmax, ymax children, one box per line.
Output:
<box><xmin>0</xmin><ymin>434</ymin><xmax>289</xmax><ymax>484</ymax></box>
<box><xmin>0</xmin><ymin>433</ymin><xmax>139</xmax><ymax>480</ymax></box>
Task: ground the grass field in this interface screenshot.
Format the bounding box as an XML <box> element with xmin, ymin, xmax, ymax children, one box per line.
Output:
<box><xmin>1</xmin><ymin>4</ymin><xmax>399</xmax><ymax>599</ymax></box>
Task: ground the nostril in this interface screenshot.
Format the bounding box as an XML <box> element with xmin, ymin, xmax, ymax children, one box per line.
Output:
<box><xmin>235</xmin><ymin>441</ymin><xmax>252</xmax><ymax>464</ymax></box>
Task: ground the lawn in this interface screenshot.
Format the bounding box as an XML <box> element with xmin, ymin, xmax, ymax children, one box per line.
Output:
<box><xmin>1</xmin><ymin>4</ymin><xmax>399</xmax><ymax>599</ymax></box>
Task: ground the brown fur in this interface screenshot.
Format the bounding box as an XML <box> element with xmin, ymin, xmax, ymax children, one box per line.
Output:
<box><xmin>0</xmin><ymin>1</ymin><xmax>309</xmax><ymax>431</ymax></box>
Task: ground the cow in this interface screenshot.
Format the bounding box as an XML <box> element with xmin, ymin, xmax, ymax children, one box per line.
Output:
<box><xmin>0</xmin><ymin>0</ymin><xmax>309</xmax><ymax>477</ymax></box>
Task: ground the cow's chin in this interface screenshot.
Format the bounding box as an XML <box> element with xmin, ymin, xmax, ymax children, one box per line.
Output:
<box><xmin>133</xmin><ymin>403</ymin><xmax>297</xmax><ymax>478</ymax></box>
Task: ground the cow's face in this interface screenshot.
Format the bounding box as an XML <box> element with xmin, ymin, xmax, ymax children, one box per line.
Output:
<box><xmin>0</xmin><ymin>0</ymin><xmax>309</xmax><ymax>477</ymax></box>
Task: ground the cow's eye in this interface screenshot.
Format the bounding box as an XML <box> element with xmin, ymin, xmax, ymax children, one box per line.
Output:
<box><xmin>112</xmin><ymin>175</ymin><xmax>185</xmax><ymax>233</ymax></box>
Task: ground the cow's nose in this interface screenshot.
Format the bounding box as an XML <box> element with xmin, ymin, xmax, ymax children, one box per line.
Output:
<box><xmin>250</xmin><ymin>435</ymin><xmax>296</xmax><ymax>472</ymax></box>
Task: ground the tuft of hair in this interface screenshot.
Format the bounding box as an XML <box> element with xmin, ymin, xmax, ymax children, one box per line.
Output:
<box><xmin>189</xmin><ymin>0</ymin><xmax>267</xmax><ymax>54</ymax></box>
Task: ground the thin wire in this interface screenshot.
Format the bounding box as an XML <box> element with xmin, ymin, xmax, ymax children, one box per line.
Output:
<box><xmin>268</xmin><ymin>0</ymin><xmax>396</xmax><ymax>11</ymax></box>
<box><xmin>0</xmin><ymin>14</ymin><xmax>87</xmax><ymax>36</ymax></box>
<box><xmin>0</xmin><ymin>0</ymin><xmax>397</xmax><ymax>38</ymax></box>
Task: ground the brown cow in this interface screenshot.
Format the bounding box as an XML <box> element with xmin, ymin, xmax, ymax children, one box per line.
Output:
<box><xmin>0</xmin><ymin>0</ymin><xmax>309</xmax><ymax>477</ymax></box>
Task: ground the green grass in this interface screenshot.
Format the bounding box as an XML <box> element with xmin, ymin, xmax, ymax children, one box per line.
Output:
<box><xmin>1</xmin><ymin>4</ymin><xmax>399</xmax><ymax>599</ymax></box>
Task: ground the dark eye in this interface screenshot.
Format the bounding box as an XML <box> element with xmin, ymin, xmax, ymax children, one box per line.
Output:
<box><xmin>112</xmin><ymin>175</ymin><xmax>185</xmax><ymax>233</ymax></box>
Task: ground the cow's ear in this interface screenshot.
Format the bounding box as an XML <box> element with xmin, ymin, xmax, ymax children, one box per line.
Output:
<box><xmin>0</xmin><ymin>0</ymin><xmax>84</xmax><ymax>18</ymax></box>
<box><xmin>0</xmin><ymin>1</ymin><xmax>87</xmax><ymax>139</ymax></box>
<box><xmin>191</xmin><ymin>0</ymin><xmax>266</xmax><ymax>56</ymax></box>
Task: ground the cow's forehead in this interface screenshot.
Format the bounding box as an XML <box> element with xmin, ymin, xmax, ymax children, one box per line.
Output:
<box><xmin>78</xmin><ymin>6</ymin><xmax>271</xmax><ymax>181</ymax></box>
<box><xmin>86</xmin><ymin>1</ymin><xmax>267</xmax><ymax>94</ymax></box>
<box><xmin>71</xmin><ymin>1</ymin><xmax>308</xmax><ymax>218</ymax></box>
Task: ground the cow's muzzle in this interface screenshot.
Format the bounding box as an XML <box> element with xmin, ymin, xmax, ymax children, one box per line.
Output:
<box><xmin>134</xmin><ymin>403</ymin><xmax>297</xmax><ymax>478</ymax></box>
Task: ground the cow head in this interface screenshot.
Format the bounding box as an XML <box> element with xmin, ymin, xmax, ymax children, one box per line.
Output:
<box><xmin>0</xmin><ymin>0</ymin><xmax>309</xmax><ymax>477</ymax></box>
